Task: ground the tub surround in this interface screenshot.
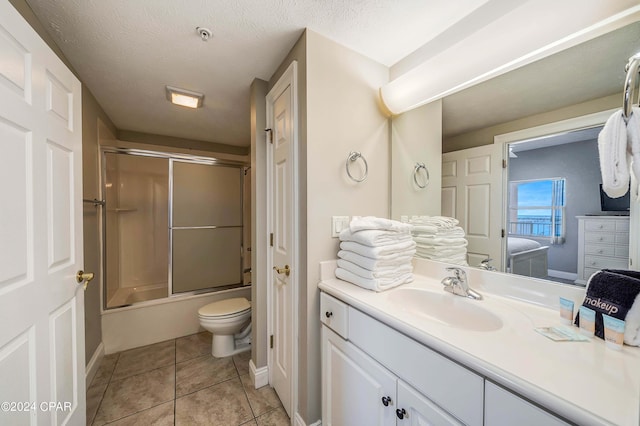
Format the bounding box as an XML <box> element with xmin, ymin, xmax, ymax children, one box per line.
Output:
<box><xmin>319</xmin><ymin>258</ymin><xmax>640</xmax><ymax>425</ymax></box>
<box><xmin>102</xmin><ymin>286</ymin><xmax>251</xmax><ymax>354</ymax></box>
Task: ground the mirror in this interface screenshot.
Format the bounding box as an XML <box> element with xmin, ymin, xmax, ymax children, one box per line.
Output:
<box><xmin>392</xmin><ymin>20</ymin><xmax>640</xmax><ymax>285</ymax></box>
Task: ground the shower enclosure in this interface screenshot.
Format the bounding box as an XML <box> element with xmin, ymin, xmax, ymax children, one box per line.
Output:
<box><xmin>103</xmin><ymin>148</ymin><xmax>247</xmax><ymax>309</ymax></box>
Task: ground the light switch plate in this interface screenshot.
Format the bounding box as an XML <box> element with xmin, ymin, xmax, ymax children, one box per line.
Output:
<box><xmin>332</xmin><ymin>216</ymin><xmax>350</xmax><ymax>238</ymax></box>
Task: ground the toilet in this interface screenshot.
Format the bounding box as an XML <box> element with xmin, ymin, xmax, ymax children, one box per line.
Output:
<box><xmin>198</xmin><ymin>297</ymin><xmax>252</xmax><ymax>358</ymax></box>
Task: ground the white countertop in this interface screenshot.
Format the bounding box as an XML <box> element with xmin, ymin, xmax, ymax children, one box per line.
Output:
<box><xmin>318</xmin><ymin>259</ymin><xmax>640</xmax><ymax>426</ymax></box>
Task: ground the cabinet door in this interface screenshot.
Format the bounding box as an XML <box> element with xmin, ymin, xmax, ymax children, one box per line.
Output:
<box><xmin>484</xmin><ymin>381</ymin><xmax>568</xmax><ymax>426</ymax></box>
<box><xmin>322</xmin><ymin>327</ymin><xmax>396</xmax><ymax>426</ymax></box>
<box><xmin>396</xmin><ymin>381</ymin><xmax>462</xmax><ymax>426</ymax></box>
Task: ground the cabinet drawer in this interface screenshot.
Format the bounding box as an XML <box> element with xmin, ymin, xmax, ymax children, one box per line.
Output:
<box><xmin>485</xmin><ymin>381</ymin><xmax>568</xmax><ymax>426</ymax></box>
<box><xmin>616</xmin><ymin>245</ymin><xmax>630</xmax><ymax>258</ymax></box>
<box><xmin>584</xmin><ymin>244</ymin><xmax>614</xmax><ymax>256</ymax></box>
<box><xmin>584</xmin><ymin>221</ymin><xmax>616</xmax><ymax>232</ymax></box>
<box><xmin>320</xmin><ymin>292</ymin><xmax>348</xmax><ymax>338</ymax></box>
<box><xmin>616</xmin><ymin>233</ymin><xmax>630</xmax><ymax>245</ymax></box>
<box><xmin>584</xmin><ymin>233</ymin><xmax>615</xmax><ymax>244</ymax></box>
<box><xmin>584</xmin><ymin>255</ymin><xmax>628</xmax><ymax>270</ymax></box>
<box><xmin>349</xmin><ymin>308</ymin><xmax>483</xmax><ymax>426</ymax></box>
<box><xmin>616</xmin><ymin>219</ymin><xmax>630</xmax><ymax>232</ymax></box>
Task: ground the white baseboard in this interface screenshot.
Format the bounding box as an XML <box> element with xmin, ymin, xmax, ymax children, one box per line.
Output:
<box><xmin>294</xmin><ymin>413</ymin><xmax>321</xmax><ymax>426</ymax></box>
<box><xmin>85</xmin><ymin>342</ymin><xmax>105</xmax><ymax>388</ymax></box>
<box><xmin>249</xmin><ymin>359</ymin><xmax>269</xmax><ymax>389</ymax></box>
<box><xmin>548</xmin><ymin>269</ymin><xmax>578</xmax><ymax>281</ymax></box>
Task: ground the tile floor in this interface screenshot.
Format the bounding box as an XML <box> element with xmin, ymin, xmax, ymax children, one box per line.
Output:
<box><xmin>86</xmin><ymin>332</ymin><xmax>289</xmax><ymax>425</ymax></box>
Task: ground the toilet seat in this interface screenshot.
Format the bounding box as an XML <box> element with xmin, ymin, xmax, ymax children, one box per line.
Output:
<box><xmin>198</xmin><ymin>297</ymin><xmax>251</xmax><ymax>319</ymax></box>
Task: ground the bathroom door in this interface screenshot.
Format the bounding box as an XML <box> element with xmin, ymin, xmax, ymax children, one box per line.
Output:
<box><xmin>0</xmin><ymin>3</ymin><xmax>86</xmax><ymax>425</ymax></box>
<box><xmin>266</xmin><ymin>62</ymin><xmax>298</xmax><ymax>417</ymax></box>
<box><xmin>442</xmin><ymin>144</ymin><xmax>503</xmax><ymax>269</ymax></box>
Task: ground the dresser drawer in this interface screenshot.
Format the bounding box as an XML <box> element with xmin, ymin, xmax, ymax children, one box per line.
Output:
<box><xmin>584</xmin><ymin>233</ymin><xmax>615</xmax><ymax>244</ymax></box>
<box><xmin>584</xmin><ymin>255</ymin><xmax>628</xmax><ymax>270</ymax></box>
<box><xmin>584</xmin><ymin>221</ymin><xmax>616</xmax><ymax>232</ymax></box>
<box><xmin>616</xmin><ymin>245</ymin><xmax>630</xmax><ymax>258</ymax></box>
<box><xmin>320</xmin><ymin>292</ymin><xmax>348</xmax><ymax>338</ymax></box>
<box><xmin>585</xmin><ymin>244</ymin><xmax>615</xmax><ymax>256</ymax></box>
<box><xmin>615</xmin><ymin>233</ymin><xmax>630</xmax><ymax>245</ymax></box>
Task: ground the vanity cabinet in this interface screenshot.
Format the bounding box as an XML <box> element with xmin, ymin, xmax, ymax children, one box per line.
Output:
<box><xmin>321</xmin><ymin>291</ymin><xmax>570</xmax><ymax>426</ymax></box>
<box><xmin>321</xmin><ymin>293</ymin><xmax>478</xmax><ymax>425</ymax></box>
<box><xmin>575</xmin><ymin>216</ymin><xmax>629</xmax><ymax>284</ymax></box>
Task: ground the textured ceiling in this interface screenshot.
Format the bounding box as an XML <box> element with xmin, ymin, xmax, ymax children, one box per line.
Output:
<box><xmin>23</xmin><ymin>0</ymin><xmax>489</xmax><ymax>147</ymax></box>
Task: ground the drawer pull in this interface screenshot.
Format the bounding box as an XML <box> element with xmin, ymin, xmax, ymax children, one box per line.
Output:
<box><xmin>382</xmin><ymin>396</ymin><xmax>392</xmax><ymax>406</ymax></box>
<box><xmin>396</xmin><ymin>408</ymin><xmax>407</xmax><ymax>419</ymax></box>
<box><xmin>325</xmin><ymin>311</ymin><xmax>333</xmax><ymax>318</ymax></box>
<box><xmin>599</xmin><ymin>237</ymin><xmax>604</xmax><ymax>241</ymax></box>
<box><xmin>598</xmin><ymin>249</ymin><xmax>604</xmax><ymax>254</ymax></box>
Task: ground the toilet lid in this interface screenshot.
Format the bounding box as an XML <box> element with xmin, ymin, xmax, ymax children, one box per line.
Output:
<box><xmin>198</xmin><ymin>297</ymin><xmax>251</xmax><ymax>317</ymax></box>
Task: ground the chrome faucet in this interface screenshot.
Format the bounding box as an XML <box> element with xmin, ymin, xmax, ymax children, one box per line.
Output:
<box><xmin>478</xmin><ymin>258</ymin><xmax>496</xmax><ymax>271</ymax></box>
<box><xmin>441</xmin><ymin>267</ymin><xmax>482</xmax><ymax>300</ymax></box>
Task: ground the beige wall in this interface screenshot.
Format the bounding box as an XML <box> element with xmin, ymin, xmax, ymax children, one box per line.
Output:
<box><xmin>391</xmin><ymin>100</ymin><xmax>443</xmax><ymax>219</ymax></box>
<box><xmin>444</xmin><ymin>93</ymin><xmax>619</xmax><ymax>152</ymax></box>
<box><xmin>305</xmin><ymin>30</ymin><xmax>390</xmax><ymax>423</ymax></box>
<box><xmin>250</xmin><ymin>78</ymin><xmax>269</xmax><ymax>371</ymax></box>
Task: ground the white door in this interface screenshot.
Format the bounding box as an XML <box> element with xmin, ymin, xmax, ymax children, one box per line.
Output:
<box><xmin>396</xmin><ymin>381</ymin><xmax>461</xmax><ymax>426</ymax></box>
<box><xmin>266</xmin><ymin>62</ymin><xmax>297</xmax><ymax>417</ymax></box>
<box><xmin>0</xmin><ymin>3</ymin><xmax>85</xmax><ymax>425</ymax></box>
<box><xmin>442</xmin><ymin>144</ymin><xmax>503</xmax><ymax>270</ymax></box>
<box><xmin>322</xmin><ymin>328</ymin><xmax>396</xmax><ymax>426</ymax></box>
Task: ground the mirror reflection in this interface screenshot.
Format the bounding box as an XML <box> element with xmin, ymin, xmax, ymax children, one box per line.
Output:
<box><xmin>395</xmin><ymin>20</ymin><xmax>640</xmax><ymax>286</ymax></box>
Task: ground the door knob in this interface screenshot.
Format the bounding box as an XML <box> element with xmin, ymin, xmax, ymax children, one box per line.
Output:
<box><xmin>76</xmin><ymin>270</ymin><xmax>95</xmax><ymax>290</ymax></box>
<box><xmin>273</xmin><ymin>265</ymin><xmax>290</xmax><ymax>277</ymax></box>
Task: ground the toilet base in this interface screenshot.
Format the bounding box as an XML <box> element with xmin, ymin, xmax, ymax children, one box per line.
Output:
<box><xmin>211</xmin><ymin>334</ymin><xmax>251</xmax><ymax>358</ymax></box>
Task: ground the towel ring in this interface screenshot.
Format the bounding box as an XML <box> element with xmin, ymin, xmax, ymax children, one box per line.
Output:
<box><xmin>413</xmin><ymin>162</ymin><xmax>429</xmax><ymax>189</ymax></box>
<box><xmin>346</xmin><ymin>151</ymin><xmax>368</xmax><ymax>183</ymax></box>
<box><xmin>623</xmin><ymin>52</ymin><xmax>640</xmax><ymax>120</ymax></box>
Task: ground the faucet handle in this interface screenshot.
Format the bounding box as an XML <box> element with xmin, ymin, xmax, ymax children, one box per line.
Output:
<box><xmin>445</xmin><ymin>266</ymin><xmax>466</xmax><ymax>280</ymax></box>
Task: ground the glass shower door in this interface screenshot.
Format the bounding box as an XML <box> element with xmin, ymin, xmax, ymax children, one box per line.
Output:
<box><xmin>171</xmin><ymin>160</ymin><xmax>243</xmax><ymax>293</ymax></box>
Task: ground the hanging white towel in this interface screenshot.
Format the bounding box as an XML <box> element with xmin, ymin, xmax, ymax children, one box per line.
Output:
<box><xmin>598</xmin><ymin>110</ymin><xmax>630</xmax><ymax>198</ymax></box>
<box><xmin>339</xmin><ymin>228</ymin><xmax>413</xmax><ymax>246</ymax></box>
<box><xmin>627</xmin><ymin>106</ymin><xmax>640</xmax><ymax>195</ymax></box>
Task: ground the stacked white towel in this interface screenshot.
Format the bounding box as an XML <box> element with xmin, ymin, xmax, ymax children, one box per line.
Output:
<box><xmin>335</xmin><ymin>216</ymin><xmax>415</xmax><ymax>292</ymax></box>
<box><xmin>409</xmin><ymin>216</ymin><xmax>468</xmax><ymax>266</ymax></box>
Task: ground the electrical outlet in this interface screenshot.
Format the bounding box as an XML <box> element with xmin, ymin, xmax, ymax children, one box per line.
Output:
<box><xmin>331</xmin><ymin>216</ymin><xmax>350</xmax><ymax>238</ymax></box>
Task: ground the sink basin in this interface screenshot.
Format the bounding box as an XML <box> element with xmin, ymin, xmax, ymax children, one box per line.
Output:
<box><xmin>387</xmin><ymin>288</ymin><xmax>503</xmax><ymax>332</ymax></box>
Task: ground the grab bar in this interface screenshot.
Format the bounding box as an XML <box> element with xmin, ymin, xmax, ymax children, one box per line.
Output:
<box><xmin>623</xmin><ymin>52</ymin><xmax>640</xmax><ymax>120</ymax></box>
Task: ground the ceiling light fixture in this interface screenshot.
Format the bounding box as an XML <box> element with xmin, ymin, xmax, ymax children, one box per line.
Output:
<box><xmin>165</xmin><ymin>86</ymin><xmax>204</xmax><ymax>109</ymax></box>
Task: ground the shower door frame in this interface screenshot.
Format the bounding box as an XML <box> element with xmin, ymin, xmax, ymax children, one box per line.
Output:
<box><xmin>100</xmin><ymin>147</ymin><xmax>249</xmax><ymax>311</ymax></box>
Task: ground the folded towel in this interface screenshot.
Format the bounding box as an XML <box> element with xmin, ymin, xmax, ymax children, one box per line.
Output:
<box><xmin>414</xmin><ymin>236</ymin><xmax>468</xmax><ymax>246</ymax></box>
<box><xmin>339</xmin><ymin>228</ymin><xmax>413</xmax><ymax>247</ymax></box>
<box><xmin>349</xmin><ymin>216</ymin><xmax>413</xmax><ymax>233</ymax></box>
<box><xmin>337</xmin><ymin>259</ymin><xmax>413</xmax><ymax>280</ymax></box>
<box><xmin>410</xmin><ymin>216</ymin><xmax>459</xmax><ymax>229</ymax></box>
<box><xmin>598</xmin><ymin>110</ymin><xmax>630</xmax><ymax>198</ymax></box>
<box><xmin>412</xmin><ymin>226</ymin><xmax>465</xmax><ymax>237</ymax></box>
<box><xmin>416</xmin><ymin>246</ymin><xmax>467</xmax><ymax>256</ymax></box>
<box><xmin>338</xmin><ymin>250</ymin><xmax>414</xmax><ymax>271</ymax></box>
<box><xmin>627</xmin><ymin>106</ymin><xmax>640</xmax><ymax>195</ymax></box>
<box><xmin>340</xmin><ymin>240</ymin><xmax>416</xmax><ymax>259</ymax></box>
<box><xmin>335</xmin><ymin>267</ymin><xmax>413</xmax><ymax>291</ymax></box>
<box><xmin>574</xmin><ymin>269</ymin><xmax>640</xmax><ymax>346</ymax></box>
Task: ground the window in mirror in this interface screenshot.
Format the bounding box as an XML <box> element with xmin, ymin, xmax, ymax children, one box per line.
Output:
<box><xmin>508</xmin><ymin>178</ymin><xmax>566</xmax><ymax>243</ymax></box>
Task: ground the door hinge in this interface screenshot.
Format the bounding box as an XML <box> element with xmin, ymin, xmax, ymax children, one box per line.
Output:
<box><xmin>270</xmin><ymin>335</ymin><xmax>274</xmax><ymax>349</ymax></box>
<box><xmin>270</xmin><ymin>233</ymin><xmax>274</xmax><ymax>247</ymax></box>
<box><xmin>502</xmin><ymin>159</ymin><xmax>507</xmax><ymax>169</ymax></box>
<box><xmin>265</xmin><ymin>128</ymin><xmax>273</xmax><ymax>144</ymax></box>
<box><xmin>501</xmin><ymin>229</ymin><xmax>505</xmax><ymax>238</ymax></box>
